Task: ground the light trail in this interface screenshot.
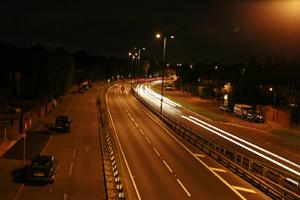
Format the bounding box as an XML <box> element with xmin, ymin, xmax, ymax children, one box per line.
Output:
<box><xmin>135</xmin><ymin>84</ymin><xmax>181</xmax><ymax>109</ymax></box>
<box><xmin>189</xmin><ymin>116</ymin><xmax>300</xmax><ymax>170</ymax></box>
<box><xmin>182</xmin><ymin>115</ymin><xmax>300</xmax><ymax>177</ymax></box>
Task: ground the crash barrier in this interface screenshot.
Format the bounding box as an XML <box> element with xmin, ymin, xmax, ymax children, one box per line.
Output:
<box><xmin>132</xmin><ymin>87</ymin><xmax>300</xmax><ymax>200</ymax></box>
<box><xmin>98</xmin><ymin>86</ymin><xmax>126</xmax><ymax>200</ymax></box>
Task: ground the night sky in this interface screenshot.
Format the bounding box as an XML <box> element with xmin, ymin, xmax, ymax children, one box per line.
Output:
<box><xmin>1</xmin><ymin>0</ymin><xmax>300</xmax><ymax>63</ymax></box>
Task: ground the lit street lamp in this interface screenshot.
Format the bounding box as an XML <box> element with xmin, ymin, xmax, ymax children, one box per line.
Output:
<box><xmin>156</xmin><ymin>33</ymin><xmax>174</xmax><ymax>114</ymax></box>
<box><xmin>269</xmin><ymin>87</ymin><xmax>277</xmax><ymax>107</ymax></box>
<box><xmin>269</xmin><ymin>87</ymin><xmax>277</xmax><ymax>121</ymax></box>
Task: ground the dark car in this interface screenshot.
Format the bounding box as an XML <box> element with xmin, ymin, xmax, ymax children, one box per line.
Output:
<box><xmin>219</xmin><ymin>105</ymin><xmax>233</xmax><ymax>112</ymax></box>
<box><xmin>55</xmin><ymin>115</ymin><xmax>72</xmax><ymax>132</ymax></box>
<box><xmin>25</xmin><ymin>155</ymin><xmax>58</xmax><ymax>184</ymax></box>
<box><xmin>246</xmin><ymin>111</ymin><xmax>265</xmax><ymax>123</ymax></box>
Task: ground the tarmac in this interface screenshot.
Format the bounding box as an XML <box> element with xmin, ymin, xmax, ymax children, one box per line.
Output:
<box><xmin>2</xmin><ymin>86</ymin><xmax>300</xmax><ymax>159</ymax></box>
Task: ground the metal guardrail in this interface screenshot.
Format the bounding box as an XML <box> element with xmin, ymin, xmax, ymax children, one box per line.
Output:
<box><xmin>132</xmin><ymin>87</ymin><xmax>300</xmax><ymax>200</ymax></box>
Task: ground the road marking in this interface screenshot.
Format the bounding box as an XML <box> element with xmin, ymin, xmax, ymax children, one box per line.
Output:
<box><xmin>176</xmin><ymin>179</ymin><xmax>191</xmax><ymax>197</ymax></box>
<box><xmin>106</xmin><ymin>86</ymin><xmax>142</xmax><ymax>200</ymax></box>
<box><xmin>72</xmin><ymin>148</ymin><xmax>77</xmax><ymax>158</ymax></box>
<box><xmin>210</xmin><ymin>167</ymin><xmax>227</xmax><ymax>173</ymax></box>
<box><xmin>163</xmin><ymin>160</ymin><xmax>173</xmax><ymax>173</ymax></box>
<box><xmin>135</xmin><ymin>100</ymin><xmax>247</xmax><ymax>200</ymax></box>
<box><xmin>145</xmin><ymin>136</ymin><xmax>151</xmax><ymax>144</ymax></box>
<box><xmin>134</xmin><ymin>122</ymin><xmax>139</xmax><ymax>127</ymax></box>
<box><xmin>69</xmin><ymin>161</ymin><xmax>74</xmax><ymax>176</ymax></box>
<box><xmin>13</xmin><ymin>184</ymin><xmax>24</xmax><ymax>200</ymax></box>
<box><xmin>139</xmin><ymin>129</ymin><xmax>145</xmax><ymax>135</ymax></box>
<box><xmin>194</xmin><ymin>153</ymin><xmax>205</xmax><ymax>158</ymax></box>
<box><xmin>153</xmin><ymin>146</ymin><xmax>160</xmax><ymax>157</ymax></box>
<box><xmin>232</xmin><ymin>186</ymin><xmax>257</xmax><ymax>194</ymax></box>
<box><xmin>64</xmin><ymin>194</ymin><xmax>67</xmax><ymax>200</ymax></box>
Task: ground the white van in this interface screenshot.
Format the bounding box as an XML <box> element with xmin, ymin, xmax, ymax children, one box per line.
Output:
<box><xmin>234</xmin><ymin>104</ymin><xmax>253</xmax><ymax>118</ymax></box>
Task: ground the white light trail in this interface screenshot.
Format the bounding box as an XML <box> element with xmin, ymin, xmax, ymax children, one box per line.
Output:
<box><xmin>189</xmin><ymin>116</ymin><xmax>300</xmax><ymax>170</ymax></box>
<box><xmin>135</xmin><ymin>84</ymin><xmax>181</xmax><ymax>109</ymax></box>
<box><xmin>181</xmin><ymin>115</ymin><xmax>300</xmax><ymax>177</ymax></box>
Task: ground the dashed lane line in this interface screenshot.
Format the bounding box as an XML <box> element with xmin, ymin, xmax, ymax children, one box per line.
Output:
<box><xmin>145</xmin><ymin>136</ymin><xmax>151</xmax><ymax>144</ymax></box>
<box><xmin>106</xmin><ymin>87</ymin><xmax>142</xmax><ymax>200</ymax></box>
<box><xmin>210</xmin><ymin>167</ymin><xmax>227</xmax><ymax>173</ymax></box>
<box><xmin>69</xmin><ymin>161</ymin><xmax>74</xmax><ymax>176</ymax></box>
<box><xmin>163</xmin><ymin>160</ymin><xmax>173</xmax><ymax>173</ymax></box>
<box><xmin>232</xmin><ymin>186</ymin><xmax>257</xmax><ymax>194</ymax></box>
<box><xmin>194</xmin><ymin>153</ymin><xmax>205</xmax><ymax>158</ymax></box>
<box><xmin>153</xmin><ymin>146</ymin><xmax>161</xmax><ymax>157</ymax></box>
<box><xmin>125</xmin><ymin>101</ymin><xmax>191</xmax><ymax>198</ymax></box>
<box><xmin>134</xmin><ymin>98</ymin><xmax>247</xmax><ymax>200</ymax></box>
<box><xmin>176</xmin><ymin>179</ymin><xmax>191</xmax><ymax>197</ymax></box>
<box><xmin>72</xmin><ymin>147</ymin><xmax>77</xmax><ymax>159</ymax></box>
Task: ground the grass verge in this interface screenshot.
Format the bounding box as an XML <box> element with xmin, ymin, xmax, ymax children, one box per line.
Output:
<box><xmin>151</xmin><ymin>86</ymin><xmax>230</xmax><ymax>122</ymax></box>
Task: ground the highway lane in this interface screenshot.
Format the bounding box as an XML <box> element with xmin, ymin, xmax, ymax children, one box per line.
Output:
<box><xmin>107</xmin><ymin>83</ymin><xmax>269</xmax><ymax>200</ymax></box>
<box><xmin>16</xmin><ymin>86</ymin><xmax>105</xmax><ymax>200</ymax></box>
<box><xmin>136</xmin><ymin>82</ymin><xmax>300</xmax><ymax>180</ymax></box>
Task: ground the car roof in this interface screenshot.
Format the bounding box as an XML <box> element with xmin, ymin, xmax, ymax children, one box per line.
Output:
<box><xmin>31</xmin><ymin>155</ymin><xmax>55</xmax><ymax>165</ymax></box>
<box><xmin>56</xmin><ymin>115</ymin><xmax>69</xmax><ymax>119</ymax></box>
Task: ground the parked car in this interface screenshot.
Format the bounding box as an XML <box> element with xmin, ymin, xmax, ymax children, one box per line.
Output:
<box><xmin>234</xmin><ymin>104</ymin><xmax>253</xmax><ymax>118</ymax></box>
<box><xmin>25</xmin><ymin>155</ymin><xmax>58</xmax><ymax>184</ymax></box>
<box><xmin>246</xmin><ymin>110</ymin><xmax>265</xmax><ymax>123</ymax></box>
<box><xmin>55</xmin><ymin>115</ymin><xmax>72</xmax><ymax>132</ymax></box>
<box><xmin>219</xmin><ymin>105</ymin><xmax>233</xmax><ymax>112</ymax></box>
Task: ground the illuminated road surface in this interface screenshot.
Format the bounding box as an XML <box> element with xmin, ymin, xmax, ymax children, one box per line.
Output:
<box><xmin>16</xmin><ymin>86</ymin><xmax>105</xmax><ymax>200</ymax></box>
<box><xmin>135</xmin><ymin>81</ymin><xmax>300</xmax><ymax>181</ymax></box>
<box><xmin>107</xmin><ymin>83</ymin><xmax>269</xmax><ymax>200</ymax></box>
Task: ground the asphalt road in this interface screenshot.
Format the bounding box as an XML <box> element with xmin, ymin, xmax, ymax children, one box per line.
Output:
<box><xmin>1</xmin><ymin>86</ymin><xmax>106</xmax><ymax>200</ymax></box>
<box><xmin>137</xmin><ymin>82</ymin><xmax>300</xmax><ymax>180</ymax></box>
<box><xmin>106</xmin><ymin>83</ymin><xmax>270</xmax><ymax>200</ymax></box>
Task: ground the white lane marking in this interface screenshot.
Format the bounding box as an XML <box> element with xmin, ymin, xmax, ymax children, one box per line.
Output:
<box><xmin>69</xmin><ymin>161</ymin><xmax>74</xmax><ymax>176</ymax></box>
<box><xmin>134</xmin><ymin>101</ymin><xmax>247</xmax><ymax>200</ymax></box>
<box><xmin>134</xmin><ymin>122</ymin><xmax>139</xmax><ymax>127</ymax></box>
<box><xmin>210</xmin><ymin>167</ymin><xmax>227</xmax><ymax>173</ymax></box>
<box><xmin>176</xmin><ymin>179</ymin><xmax>191</xmax><ymax>197</ymax></box>
<box><xmin>72</xmin><ymin>148</ymin><xmax>77</xmax><ymax>158</ymax></box>
<box><xmin>232</xmin><ymin>186</ymin><xmax>257</xmax><ymax>194</ymax></box>
<box><xmin>145</xmin><ymin>136</ymin><xmax>151</xmax><ymax>144</ymax></box>
<box><xmin>194</xmin><ymin>153</ymin><xmax>205</xmax><ymax>158</ymax></box>
<box><xmin>153</xmin><ymin>146</ymin><xmax>160</xmax><ymax>157</ymax></box>
<box><xmin>13</xmin><ymin>184</ymin><xmax>24</xmax><ymax>200</ymax></box>
<box><xmin>163</xmin><ymin>160</ymin><xmax>173</xmax><ymax>173</ymax></box>
<box><xmin>106</xmin><ymin>86</ymin><xmax>142</xmax><ymax>200</ymax></box>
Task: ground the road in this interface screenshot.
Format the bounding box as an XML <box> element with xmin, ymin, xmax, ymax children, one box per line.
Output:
<box><xmin>8</xmin><ymin>86</ymin><xmax>105</xmax><ymax>200</ymax></box>
<box><xmin>136</xmin><ymin>82</ymin><xmax>300</xmax><ymax>179</ymax></box>
<box><xmin>106</xmin><ymin>83</ymin><xmax>270</xmax><ymax>200</ymax></box>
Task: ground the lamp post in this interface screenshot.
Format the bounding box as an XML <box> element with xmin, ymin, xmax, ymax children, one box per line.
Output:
<box><xmin>269</xmin><ymin>87</ymin><xmax>277</xmax><ymax>121</ymax></box>
<box><xmin>269</xmin><ymin>87</ymin><xmax>277</xmax><ymax>107</ymax></box>
<box><xmin>156</xmin><ymin>33</ymin><xmax>174</xmax><ymax>114</ymax></box>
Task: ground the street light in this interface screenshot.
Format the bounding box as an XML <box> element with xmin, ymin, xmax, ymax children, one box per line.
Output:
<box><xmin>156</xmin><ymin>33</ymin><xmax>174</xmax><ymax>114</ymax></box>
<box><xmin>269</xmin><ymin>87</ymin><xmax>277</xmax><ymax>121</ymax></box>
<box><xmin>269</xmin><ymin>87</ymin><xmax>277</xmax><ymax>107</ymax></box>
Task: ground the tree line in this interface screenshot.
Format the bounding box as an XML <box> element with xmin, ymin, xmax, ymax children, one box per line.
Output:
<box><xmin>173</xmin><ymin>55</ymin><xmax>300</xmax><ymax>108</ymax></box>
<box><xmin>0</xmin><ymin>43</ymin><xmax>152</xmax><ymax>100</ymax></box>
